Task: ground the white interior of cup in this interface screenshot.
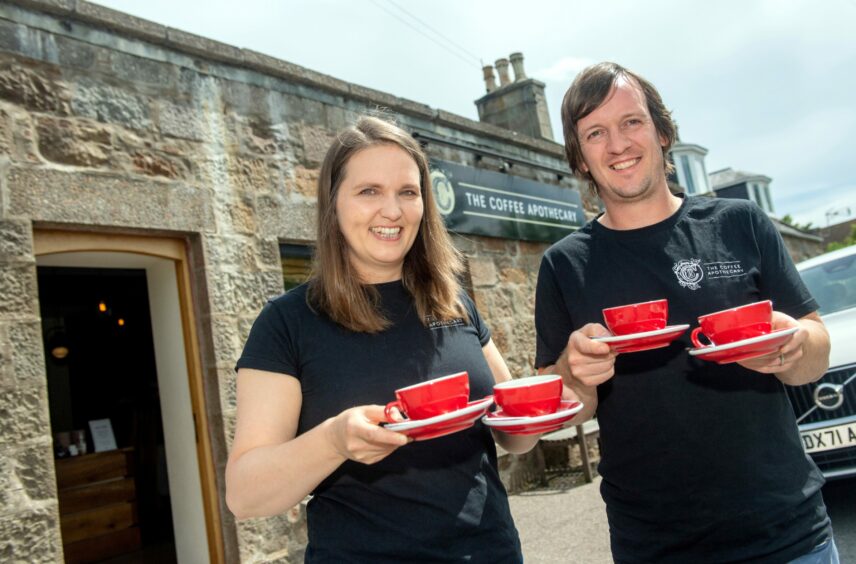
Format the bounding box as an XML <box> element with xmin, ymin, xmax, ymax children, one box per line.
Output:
<box><xmin>494</xmin><ymin>374</ymin><xmax>561</xmax><ymax>389</ymax></box>
<box><xmin>395</xmin><ymin>371</ymin><xmax>468</xmax><ymax>392</ymax></box>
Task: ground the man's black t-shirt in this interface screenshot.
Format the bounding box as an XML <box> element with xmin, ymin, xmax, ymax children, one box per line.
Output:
<box><xmin>236</xmin><ymin>281</ymin><xmax>522</xmax><ymax>563</ymax></box>
<box><xmin>535</xmin><ymin>196</ymin><xmax>830</xmax><ymax>563</ymax></box>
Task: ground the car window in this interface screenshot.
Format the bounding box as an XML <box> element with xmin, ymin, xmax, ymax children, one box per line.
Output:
<box><xmin>800</xmin><ymin>253</ymin><xmax>856</xmax><ymax>315</ymax></box>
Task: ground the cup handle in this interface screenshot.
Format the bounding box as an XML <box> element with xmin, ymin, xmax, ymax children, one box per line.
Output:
<box><xmin>384</xmin><ymin>400</ymin><xmax>405</xmax><ymax>422</ymax></box>
<box><xmin>690</xmin><ymin>327</ymin><xmax>709</xmax><ymax>348</ymax></box>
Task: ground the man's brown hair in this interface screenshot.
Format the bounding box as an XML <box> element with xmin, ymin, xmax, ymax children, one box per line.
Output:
<box><xmin>561</xmin><ymin>62</ymin><xmax>677</xmax><ymax>194</ymax></box>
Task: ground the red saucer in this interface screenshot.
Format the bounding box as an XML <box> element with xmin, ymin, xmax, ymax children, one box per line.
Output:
<box><xmin>688</xmin><ymin>327</ymin><xmax>798</xmax><ymax>364</ymax></box>
<box><xmin>591</xmin><ymin>324</ymin><xmax>689</xmax><ymax>353</ymax></box>
<box><xmin>383</xmin><ymin>397</ymin><xmax>493</xmax><ymax>441</ymax></box>
<box><xmin>482</xmin><ymin>400</ymin><xmax>583</xmax><ymax>435</ymax></box>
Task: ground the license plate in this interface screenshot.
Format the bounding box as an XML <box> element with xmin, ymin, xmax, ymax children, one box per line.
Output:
<box><xmin>801</xmin><ymin>421</ymin><xmax>856</xmax><ymax>454</ymax></box>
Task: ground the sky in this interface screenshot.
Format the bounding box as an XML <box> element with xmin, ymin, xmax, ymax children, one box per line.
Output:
<box><xmin>96</xmin><ymin>0</ymin><xmax>856</xmax><ymax>230</ymax></box>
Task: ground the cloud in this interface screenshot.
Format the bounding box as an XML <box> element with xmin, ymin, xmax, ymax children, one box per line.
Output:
<box><xmin>532</xmin><ymin>57</ymin><xmax>596</xmax><ymax>82</ymax></box>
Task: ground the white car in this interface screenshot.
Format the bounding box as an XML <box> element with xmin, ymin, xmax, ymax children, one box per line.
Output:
<box><xmin>791</xmin><ymin>244</ymin><xmax>856</xmax><ymax>479</ymax></box>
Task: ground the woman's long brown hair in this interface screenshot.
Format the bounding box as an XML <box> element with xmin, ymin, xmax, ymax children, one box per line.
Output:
<box><xmin>307</xmin><ymin>116</ymin><xmax>467</xmax><ymax>333</ymax></box>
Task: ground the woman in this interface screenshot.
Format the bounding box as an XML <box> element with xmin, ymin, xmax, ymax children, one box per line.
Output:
<box><xmin>226</xmin><ymin>116</ymin><xmax>539</xmax><ymax>563</ymax></box>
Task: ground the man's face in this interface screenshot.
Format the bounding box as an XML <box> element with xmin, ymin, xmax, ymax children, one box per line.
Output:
<box><xmin>576</xmin><ymin>77</ymin><xmax>667</xmax><ymax>205</ymax></box>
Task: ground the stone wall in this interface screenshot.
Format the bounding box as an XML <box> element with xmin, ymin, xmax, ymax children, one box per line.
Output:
<box><xmin>0</xmin><ymin>2</ymin><xmax>580</xmax><ymax>561</ymax></box>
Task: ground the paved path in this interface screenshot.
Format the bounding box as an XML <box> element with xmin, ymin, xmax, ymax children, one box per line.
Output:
<box><xmin>509</xmin><ymin>477</ymin><xmax>612</xmax><ymax>564</ymax></box>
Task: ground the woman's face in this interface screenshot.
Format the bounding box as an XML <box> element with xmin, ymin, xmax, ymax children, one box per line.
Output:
<box><xmin>335</xmin><ymin>144</ymin><xmax>424</xmax><ymax>284</ymax></box>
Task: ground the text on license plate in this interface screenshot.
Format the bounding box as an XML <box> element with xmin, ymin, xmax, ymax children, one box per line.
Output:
<box><xmin>801</xmin><ymin>421</ymin><xmax>856</xmax><ymax>454</ymax></box>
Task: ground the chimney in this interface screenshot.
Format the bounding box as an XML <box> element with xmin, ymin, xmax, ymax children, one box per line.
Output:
<box><xmin>495</xmin><ymin>58</ymin><xmax>511</xmax><ymax>87</ymax></box>
<box><xmin>509</xmin><ymin>52</ymin><xmax>526</xmax><ymax>81</ymax></box>
<box><xmin>482</xmin><ymin>65</ymin><xmax>497</xmax><ymax>93</ymax></box>
<box><xmin>474</xmin><ymin>52</ymin><xmax>554</xmax><ymax>141</ymax></box>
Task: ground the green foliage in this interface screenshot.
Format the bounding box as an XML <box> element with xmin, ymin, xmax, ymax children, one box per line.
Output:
<box><xmin>826</xmin><ymin>224</ymin><xmax>856</xmax><ymax>252</ymax></box>
<box><xmin>781</xmin><ymin>214</ymin><xmax>814</xmax><ymax>231</ymax></box>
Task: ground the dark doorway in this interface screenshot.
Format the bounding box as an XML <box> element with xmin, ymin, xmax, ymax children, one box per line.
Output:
<box><xmin>38</xmin><ymin>266</ymin><xmax>177</xmax><ymax>564</ymax></box>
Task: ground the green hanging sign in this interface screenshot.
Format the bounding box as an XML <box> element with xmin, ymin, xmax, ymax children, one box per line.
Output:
<box><xmin>430</xmin><ymin>159</ymin><xmax>584</xmax><ymax>243</ymax></box>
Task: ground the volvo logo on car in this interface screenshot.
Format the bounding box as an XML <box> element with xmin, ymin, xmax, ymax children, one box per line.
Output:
<box><xmin>813</xmin><ymin>383</ymin><xmax>844</xmax><ymax>411</ymax></box>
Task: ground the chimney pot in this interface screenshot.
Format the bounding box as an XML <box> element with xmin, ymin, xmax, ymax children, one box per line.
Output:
<box><xmin>509</xmin><ymin>52</ymin><xmax>526</xmax><ymax>81</ymax></box>
<box><xmin>495</xmin><ymin>58</ymin><xmax>511</xmax><ymax>87</ymax></box>
<box><xmin>482</xmin><ymin>65</ymin><xmax>497</xmax><ymax>93</ymax></box>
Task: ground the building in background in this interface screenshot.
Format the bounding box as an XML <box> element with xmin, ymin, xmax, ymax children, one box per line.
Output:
<box><xmin>710</xmin><ymin>167</ymin><xmax>823</xmax><ymax>261</ymax></box>
<box><xmin>0</xmin><ymin>2</ymin><xmax>585</xmax><ymax>562</ymax></box>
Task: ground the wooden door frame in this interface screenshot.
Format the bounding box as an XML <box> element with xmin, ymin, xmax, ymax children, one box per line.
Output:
<box><xmin>33</xmin><ymin>229</ymin><xmax>225</xmax><ymax>564</ymax></box>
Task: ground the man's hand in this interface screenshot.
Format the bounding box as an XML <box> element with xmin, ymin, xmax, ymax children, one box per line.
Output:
<box><xmin>737</xmin><ymin>311</ymin><xmax>829</xmax><ymax>385</ymax></box>
<box><xmin>563</xmin><ymin>323</ymin><xmax>618</xmax><ymax>388</ymax></box>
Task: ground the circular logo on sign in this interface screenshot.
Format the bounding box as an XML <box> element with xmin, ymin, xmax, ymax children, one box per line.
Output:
<box><xmin>672</xmin><ymin>258</ymin><xmax>704</xmax><ymax>290</ymax></box>
<box><xmin>430</xmin><ymin>169</ymin><xmax>455</xmax><ymax>216</ymax></box>
<box><xmin>814</xmin><ymin>383</ymin><xmax>844</xmax><ymax>411</ymax></box>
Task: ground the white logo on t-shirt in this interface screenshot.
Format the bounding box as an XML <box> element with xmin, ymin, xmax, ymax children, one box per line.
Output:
<box><xmin>704</xmin><ymin>261</ymin><xmax>746</xmax><ymax>279</ymax></box>
<box><xmin>673</xmin><ymin>258</ymin><xmax>704</xmax><ymax>290</ymax></box>
<box><xmin>425</xmin><ymin>316</ymin><xmax>465</xmax><ymax>329</ymax></box>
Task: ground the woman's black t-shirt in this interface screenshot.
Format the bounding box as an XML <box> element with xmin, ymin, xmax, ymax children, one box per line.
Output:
<box><xmin>236</xmin><ymin>281</ymin><xmax>522</xmax><ymax>563</ymax></box>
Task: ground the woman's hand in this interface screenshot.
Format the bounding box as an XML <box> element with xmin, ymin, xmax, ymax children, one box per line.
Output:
<box><xmin>326</xmin><ymin>405</ymin><xmax>410</xmax><ymax>464</ymax></box>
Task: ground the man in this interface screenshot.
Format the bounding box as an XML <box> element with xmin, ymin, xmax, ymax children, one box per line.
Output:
<box><xmin>535</xmin><ymin>62</ymin><xmax>838</xmax><ymax>563</ymax></box>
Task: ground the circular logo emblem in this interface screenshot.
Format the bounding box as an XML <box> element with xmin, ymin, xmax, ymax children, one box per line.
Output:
<box><xmin>430</xmin><ymin>169</ymin><xmax>455</xmax><ymax>216</ymax></box>
<box><xmin>814</xmin><ymin>383</ymin><xmax>844</xmax><ymax>411</ymax></box>
<box><xmin>672</xmin><ymin>258</ymin><xmax>704</xmax><ymax>290</ymax></box>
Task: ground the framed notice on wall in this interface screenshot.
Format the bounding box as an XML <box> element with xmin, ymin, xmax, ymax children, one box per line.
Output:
<box><xmin>88</xmin><ymin>418</ymin><xmax>118</xmax><ymax>452</ymax></box>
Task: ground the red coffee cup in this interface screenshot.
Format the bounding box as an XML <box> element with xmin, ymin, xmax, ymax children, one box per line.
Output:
<box><xmin>493</xmin><ymin>375</ymin><xmax>563</xmax><ymax>417</ymax></box>
<box><xmin>384</xmin><ymin>372</ymin><xmax>470</xmax><ymax>421</ymax></box>
<box><xmin>602</xmin><ymin>299</ymin><xmax>669</xmax><ymax>336</ymax></box>
<box><xmin>690</xmin><ymin>300</ymin><xmax>773</xmax><ymax>348</ymax></box>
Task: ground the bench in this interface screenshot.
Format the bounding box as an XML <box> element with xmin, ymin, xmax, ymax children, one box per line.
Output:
<box><xmin>539</xmin><ymin>420</ymin><xmax>601</xmax><ymax>483</ymax></box>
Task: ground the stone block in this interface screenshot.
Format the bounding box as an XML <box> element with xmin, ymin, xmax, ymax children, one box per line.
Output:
<box><xmin>0</xmin><ymin>219</ymin><xmax>33</xmax><ymax>260</ymax></box>
<box><xmin>282</xmin><ymin>94</ymin><xmax>325</xmax><ymax>128</ymax></box>
<box><xmin>9</xmin><ymin>320</ymin><xmax>44</xmax><ymax>385</ymax></box>
<box><xmin>289</xmin><ymin>165</ymin><xmax>318</xmax><ymax>198</ymax></box>
<box><xmin>130</xmin><ymin>149</ymin><xmax>188</xmax><ymax>179</ymax></box>
<box><xmin>0</xmin><ymin>61</ymin><xmax>71</xmax><ymax>115</ymax></box>
<box><xmin>6</xmin><ymin>167</ymin><xmax>214</xmax><ymax>233</ymax></box>
<box><xmin>157</xmin><ymin>100</ymin><xmax>208</xmax><ymax>141</ymax></box>
<box><xmin>298</xmin><ymin>124</ymin><xmax>333</xmax><ymax>167</ymax></box>
<box><xmin>36</xmin><ymin>116</ymin><xmax>110</xmax><ymax>168</ymax></box>
<box><xmin>166</xmin><ymin>27</ymin><xmax>243</xmax><ymax>64</ymax></box>
<box><xmin>0</xmin><ymin>19</ymin><xmax>22</xmax><ymax>55</ymax></box>
<box><xmin>203</xmin><ymin>234</ymin><xmax>257</xmax><ymax>271</ymax></box>
<box><xmin>75</xmin><ymin>1</ymin><xmax>166</xmax><ymax>42</ymax></box>
<box><xmin>218</xmin><ymin>366</ymin><xmax>236</xmax><ymax>412</ymax></box>
<box><xmin>207</xmin><ymin>270</ymin><xmax>281</xmax><ymax>316</ymax></box>
<box><xmin>0</xmin><ymin>263</ymin><xmax>37</xmax><ymax>316</ymax></box>
<box><xmin>110</xmin><ymin>51</ymin><xmax>175</xmax><ymax>87</ymax></box>
<box><xmin>71</xmin><ymin>80</ymin><xmax>152</xmax><ymax>132</ymax></box>
<box><xmin>0</xmin><ymin>441</ymin><xmax>56</xmax><ymax>512</ymax></box>
<box><xmin>255</xmin><ymin>194</ymin><xmax>316</xmax><ymax>241</ymax></box>
<box><xmin>0</xmin><ymin>506</ymin><xmax>61</xmax><ymax>562</ymax></box>
<box><xmin>212</xmin><ymin>195</ymin><xmax>257</xmax><ymax>235</ymax></box>
<box><xmin>8</xmin><ymin>0</ymin><xmax>74</xmax><ymax>13</ymax></box>
<box><xmin>210</xmin><ymin>315</ymin><xmax>240</xmax><ymax>365</ymax></box>
<box><xmin>479</xmin><ymin>236</ymin><xmax>512</xmax><ymax>254</ymax></box>
<box><xmin>54</xmin><ymin>34</ymin><xmax>98</xmax><ymax>71</ymax></box>
<box><xmin>499</xmin><ymin>266</ymin><xmax>529</xmax><ymax>286</ymax></box>
<box><xmin>348</xmin><ymin>83</ymin><xmax>399</xmax><ymax>111</ymax></box>
<box><xmin>0</xmin><ymin>385</ymin><xmax>49</xmax><ymax>446</ymax></box>
<box><xmin>219</xmin><ymin>156</ymin><xmax>278</xmax><ymax>194</ymax></box>
<box><xmin>237</xmin><ymin>511</ymin><xmax>306</xmax><ymax>564</ymax></box>
<box><xmin>258</xmin><ymin>238</ymin><xmax>281</xmax><ymax>270</ymax></box>
<box><xmin>237</xmin><ymin>314</ymin><xmax>258</xmax><ymax>344</ymax></box>
<box><xmin>468</xmin><ymin>258</ymin><xmax>498</xmax><ymax>287</ymax></box>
